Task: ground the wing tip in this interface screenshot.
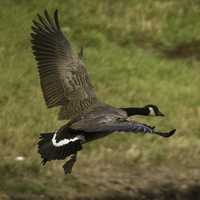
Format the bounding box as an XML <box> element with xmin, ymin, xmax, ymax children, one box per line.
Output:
<box><xmin>54</xmin><ymin>9</ymin><xmax>60</xmax><ymax>30</ymax></box>
<box><xmin>32</xmin><ymin>9</ymin><xmax>60</xmax><ymax>33</ymax></box>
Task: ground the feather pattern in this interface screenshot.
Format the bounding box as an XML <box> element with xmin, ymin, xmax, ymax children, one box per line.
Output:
<box><xmin>31</xmin><ymin>10</ymin><xmax>97</xmax><ymax>120</ymax></box>
<box><xmin>71</xmin><ymin>118</ymin><xmax>154</xmax><ymax>134</ymax></box>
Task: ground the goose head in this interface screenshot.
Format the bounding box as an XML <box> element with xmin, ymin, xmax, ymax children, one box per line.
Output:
<box><xmin>144</xmin><ymin>105</ymin><xmax>165</xmax><ymax>116</ymax></box>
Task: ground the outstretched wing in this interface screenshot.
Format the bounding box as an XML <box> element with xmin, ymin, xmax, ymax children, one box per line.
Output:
<box><xmin>70</xmin><ymin>116</ymin><xmax>175</xmax><ymax>137</ymax></box>
<box><xmin>31</xmin><ymin>10</ymin><xmax>97</xmax><ymax>120</ymax></box>
<box><xmin>70</xmin><ymin>115</ymin><xmax>154</xmax><ymax>134</ymax></box>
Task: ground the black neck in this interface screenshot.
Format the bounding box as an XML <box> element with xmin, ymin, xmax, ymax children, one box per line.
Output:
<box><xmin>120</xmin><ymin>107</ymin><xmax>149</xmax><ymax>117</ymax></box>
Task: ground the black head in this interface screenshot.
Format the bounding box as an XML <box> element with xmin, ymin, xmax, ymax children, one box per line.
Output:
<box><xmin>144</xmin><ymin>105</ymin><xmax>165</xmax><ymax>116</ymax></box>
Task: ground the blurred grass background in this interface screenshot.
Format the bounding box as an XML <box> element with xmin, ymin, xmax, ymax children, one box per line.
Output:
<box><xmin>0</xmin><ymin>0</ymin><xmax>200</xmax><ymax>199</ymax></box>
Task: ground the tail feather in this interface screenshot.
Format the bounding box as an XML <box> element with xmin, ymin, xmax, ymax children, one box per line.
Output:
<box><xmin>38</xmin><ymin>132</ymin><xmax>82</xmax><ymax>165</ymax></box>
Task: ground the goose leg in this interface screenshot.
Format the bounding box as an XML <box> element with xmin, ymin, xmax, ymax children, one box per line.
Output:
<box><xmin>63</xmin><ymin>153</ymin><xmax>77</xmax><ymax>174</ymax></box>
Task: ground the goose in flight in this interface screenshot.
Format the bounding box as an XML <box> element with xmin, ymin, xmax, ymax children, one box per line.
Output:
<box><xmin>31</xmin><ymin>10</ymin><xmax>176</xmax><ymax>174</ymax></box>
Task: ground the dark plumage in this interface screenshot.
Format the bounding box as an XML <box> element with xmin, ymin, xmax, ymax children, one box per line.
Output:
<box><xmin>31</xmin><ymin>10</ymin><xmax>176</xmax><ymax>174</ymax></box>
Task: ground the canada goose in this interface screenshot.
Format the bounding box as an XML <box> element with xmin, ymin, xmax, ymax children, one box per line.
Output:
<box><xmin>31</xmin><ymin>10</ymin><xmax>176</xmax><ymax>174</ymax></box>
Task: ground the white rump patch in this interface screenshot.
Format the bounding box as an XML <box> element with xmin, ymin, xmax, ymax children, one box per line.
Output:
<box><xmin>52</xmin><ymin>132</ymin><xmax>85</xmax><ymax>147</ymax></box>
<box><xmin>149</xmin><ymin>107</ymin><xmax>155</xmax><ymax>116</ymax></box>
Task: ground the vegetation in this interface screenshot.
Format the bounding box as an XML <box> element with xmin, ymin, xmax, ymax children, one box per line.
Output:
<box><xmin>0</xmin><ymin>0</ymin><xmax>200</xmax><ymax>199</ymax></box>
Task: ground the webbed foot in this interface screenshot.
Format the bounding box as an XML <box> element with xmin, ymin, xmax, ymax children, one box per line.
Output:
<box><xmin>63</xmin><ymin>154</ymin><xmax>77</xmax><ymax>174</ymax></box>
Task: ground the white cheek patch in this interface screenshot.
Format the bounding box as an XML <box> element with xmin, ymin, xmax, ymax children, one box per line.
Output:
<box><xmin>52</xmin><ymin>133</ymin><xmax>85</xmax><ymax>147</ymax></box>
<box><xmin>149</xmin><ymin>107</ymin><xmax>155</xmax><ymax>116</ymax></box>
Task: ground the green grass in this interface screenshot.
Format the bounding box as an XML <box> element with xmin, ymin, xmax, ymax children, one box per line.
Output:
<box><xmin>0</xmin><ymin>0</ymin><xmax>200</xmax><ymax>199</ymax></box>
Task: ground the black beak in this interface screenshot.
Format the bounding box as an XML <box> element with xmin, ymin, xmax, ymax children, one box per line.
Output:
<box><xmin>157</xmin><ymin>111</ymin><xmax>165</xmax><ymax>117</ymax></box>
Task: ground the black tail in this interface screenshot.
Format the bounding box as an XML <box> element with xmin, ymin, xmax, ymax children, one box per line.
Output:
<box><xmin>38</xmin><ymin>132</ymin><xmax>82</xmax><ymax>165</ymax></box>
